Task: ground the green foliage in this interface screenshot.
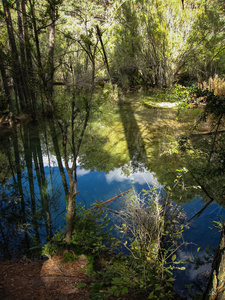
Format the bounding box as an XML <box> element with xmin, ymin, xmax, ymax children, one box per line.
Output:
<box><xmin>172</xmin><ymin>84</ymin><xmax>197</xmax><ymax>118</ymax></box>
<box><xmin>69</xmin><ymin>202</ymin><xmax>116</xmax><ymax>256</ymax></box>
<box><xmin>209</xmin><ymin>215</ymin><xmax>224</xmax><ymax>232</ymax></box>
<box><xmin>76</xmin><ymin>282</ymin><xmax>87</xmax><ymax>289</ymax></box>
<box><xmin>173</xmin><ymin>84</ymin><xmax>194</xmax><ymax>103</ymax></box>
<box><xmin>42</xmin><ymin>202</ymin><xmax>116</xmax><ymax>258</ymax></box>
<box><xmin>42</xmin><ymin>230</ymin><xmax>65</xmax><ymax>257</ymax></box>
<box><xmin>89</xmin><ymin>252</ymin><xmax>176</xmax><ymax>299</ymax></box>
<box><xmin>41</xmin><ymin>186</ymin><xmax>187</xmax><ymax>299</ymax></box>
<box><xmin>196</xmin><ymin>88</ymin><xmax>225</xmax><ymax>118</ymax></box>
<box><xmin>60</xmin><ymin>251</ymin><xmax>79</xmax><ymax>263</ymax></box>
<box><xmin>87</xmin><ymin>187</ymin><xmax>186</xmax><ymax>299</ymax></box>
<box><xmin>186</xmin><ymin>0</ymin><xmax>225</xmax><ymax>81</ymax></box>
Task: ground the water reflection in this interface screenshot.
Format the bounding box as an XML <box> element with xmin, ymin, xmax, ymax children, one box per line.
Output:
<box><xmin>105</xmin><ymin>164</ymin><xmax>157</xmax><ymax>185</ymax></box>
<box><xmin>0</xmin><ymin>118</ymin><xmax>158</xmax><ymax>259</ymax></box>
<box><xmin>118</xmin><ymin>96</ymin><xmax>148</xmax><ymax>170</ymax></box>
<box><xmin>0</xmin><ymin>100</ymin><xmax>225</xmax><ymax>299</ymax></box>
<box><xmin>0</xmin><ymin>122</ymin><xmax>66</xmax><ymax>258</ymax></box>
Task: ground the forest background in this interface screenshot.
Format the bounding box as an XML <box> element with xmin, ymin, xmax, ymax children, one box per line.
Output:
<box><xmin>0</xmin><ymin>0</ymin><xmax>225</xmax><ymax>120</ymax></box>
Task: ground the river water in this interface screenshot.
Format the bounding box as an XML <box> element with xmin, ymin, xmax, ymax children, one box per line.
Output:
<box><xmin>0</xmin><ymin>94</ymin><xmax>224</xmax><ymax>298</ymax></box>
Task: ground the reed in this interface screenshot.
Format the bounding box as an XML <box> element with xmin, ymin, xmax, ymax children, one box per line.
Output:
<box><xmin>198</xmin><ymin>74</ymin><xmax>225</xmax><ymax>97</ymax></box>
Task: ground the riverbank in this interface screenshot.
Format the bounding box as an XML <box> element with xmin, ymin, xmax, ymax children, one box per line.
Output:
<box><xmin>0</xmin><ymin>257</ymin><xmax>89</xmax><ymax>300</ymax></box>
<box><xmin>0</xmin><ymin>256</ymin><xmax>186</xmax><ymax>300</ymax></box>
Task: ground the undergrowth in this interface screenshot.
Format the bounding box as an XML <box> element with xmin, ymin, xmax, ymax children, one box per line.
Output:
<box><xmin>42</xmin><ymin>188</ymin><xmax>187</xmax><ymax>299</ymax></box>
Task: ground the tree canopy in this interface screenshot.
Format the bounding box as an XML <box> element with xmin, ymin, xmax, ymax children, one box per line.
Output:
<box><xmin>0</xmin><ymin>0</ymin><xmax>224</xmax><ymax>119</ymax></box>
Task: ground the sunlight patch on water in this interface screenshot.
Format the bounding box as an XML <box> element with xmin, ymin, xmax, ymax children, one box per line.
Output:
<box><xmin>156</xmin><ymin>102</ymin><xmax>179</xmax><ymax>107</ymax></box>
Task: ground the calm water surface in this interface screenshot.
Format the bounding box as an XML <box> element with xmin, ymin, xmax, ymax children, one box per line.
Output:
<box><xmin>0</xmin><ymin>96</ymin><xmax>224</xmax><ymax>298</ymax></box>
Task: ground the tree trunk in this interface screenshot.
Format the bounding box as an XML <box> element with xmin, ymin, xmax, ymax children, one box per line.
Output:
<box><xmin>17</xmin><ymin>0</ymin><xmax>30</xmax><ymax>104</ymax></box>
<box><xmin>2</xmin><ymin>0</ymin><xmax>26</xmax><ymax>110</ymax></box>
<box><xmin>21</xmin><ymin>0</ymin><xmax>37</xmax><ymax>120</ymax></box>
<box><xmin>32</xmin><ymin>129</ymin><xmax>53</xmax><ymax>241</ymax></box>
<box><xmin>48</xmin><ymin>119</ymin><xmax>69</xmax><ymax>196</ymax></box>
<box><xmin>47</xmin><ymin>1</ymin><xmax>56</xmax><ymax>100</ymax></box>
<box><xmin>203</xmin><ymin>223</ymin><xmax>225</xmax><ymax>300</ymax></box>
<box><xmin>13</xmin><ymin>128</ymin><xmax>30</xmax><ymax>252</ymax></box>
<box><xmin>29</xmin><ymin>0</ymin><xmax>46</xmax><ymax>113</ymax></box>
<box><xmin>23</xmin><ymin>129</ymin><xmax>41</xmax><ymax>245</ymax></box>
<box><xmin>0</xmin><ymin>49</ymin><xmax>14</xmax><ymax>116</ymax></box>
<box><xmin>96</xmin><ymin>25</ymin><xmax>111</xmax><ymax>81</ymax></box>
<box><xmin>64</xmin><ymin>169</ymin><xmax>77</xmax><ymax>244</ymax></box>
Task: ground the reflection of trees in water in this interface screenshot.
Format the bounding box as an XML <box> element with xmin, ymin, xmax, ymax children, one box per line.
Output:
<box><xmin>23</xmin><ymin>128</ymin><xmax>41</xmax><ymax>244</ymax></box>
<box><xmin>0</xmin><ymin>130</ymin><xmax>32</xmax><ymax>259</ymax></box>
<box><xmin>118</xmin><ymin>98</ymin><xmax>148</xmax><ymax>171</ymax></box>
<box><xmin>13</xmin><ymin>128</ymin><xmax>30</xmax><ymax>253</ymax></box>
<box><xmin>0</xmin><ymin>122</ymin><xmax>65</xmax><ymax>259</ymax></box>
<box><xmin>48</xmin><ymin>119</ymin><xmax>68</xmax><ymax>196</ymax></box>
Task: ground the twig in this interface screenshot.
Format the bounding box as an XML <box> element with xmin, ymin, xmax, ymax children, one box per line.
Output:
<box><xmin>187</xmin><ymin>173</ymin><xmax>214</xmax><ymax>223</ymax></box>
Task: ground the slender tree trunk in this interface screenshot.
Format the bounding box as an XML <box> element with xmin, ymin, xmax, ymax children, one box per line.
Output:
<box><xmin>29</xmin><ymin>0</ymin><xmax>47</xmax><ymax>113</ymax></box>
<box><xmin>47</xmin><ymin>2</ymin><xmax>56</xmax><ymax>100</ymax></box>
<box><xmin>21</xmin><ymin>0</ymin><xmax>37</xmax><ymax>120</ymax></box>
<box><xmin>64</xmin><ymin>169</ymin><xmax>77</xmax><ymax>244</ymax></box>
<box><xmin>13</xmin><ymin>128</ymin><xmax>30</xmax><ymax>252</ymax></box>
<box><xmin>2</xmin><ymin>0</ymin><xmax>26</xmax><ymax>110</ymax></box>
<box><xmin>36</xmin><ymin>129</ymin><xmax>53</xmax><ymax>239</ymax></box>
<box><xmin>17</xmin><ymin>0</ymin><xmax>30</xmax><ymax>104</ymax></box>
<box><xmin>33</xmin><ymin>147</ymin><xmax>53</xmax><ymax>240</ymax></box>
<box><xmin>0</xmin><ymin>222</ymin><xmax>12</xmax><ymax>259</ymax></box>
<box><xmin>64</xmin><ymin>56</ymin><xmax>94</xmax><ymax>244</ymax></box>
<box><xmin>49</xmin><ymin>119</ymin><xmax>69</xmax><ymax>196</ymax></box>
<box><xmin>23</xmin><ymin>129</ymin><xmax>41</xmax><ymax>244</ymax></box>
<box><xmin>96</xmin><ymin>25</ymin><xmax>111</xmax><ymax>81</ymax></box>
<box><xmin>0</xmin><ymin>49</ymin><xmax>14</xmax><ymax>116</ymax></box>
<box><xmin>29</xmin><ymin>0</ymin><xmax>42</xmax><ymax>71</ymax></box>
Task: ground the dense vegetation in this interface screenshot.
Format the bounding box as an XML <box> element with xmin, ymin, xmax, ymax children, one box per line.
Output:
<box><xmin>0</xmin><ymin>0</ymin><xmax>225</xmax><ymax>119</ymax></box>
<box><xmin>0</xmin><ymin>0</ymin><xmax>225</xmax><ymax>299</ymax></box>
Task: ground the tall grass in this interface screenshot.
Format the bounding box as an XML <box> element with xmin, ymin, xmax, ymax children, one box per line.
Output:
<box><xmin>198</xmin><ymin>74</ymin><xmax>225</xmax><ymax>96</ymax></box>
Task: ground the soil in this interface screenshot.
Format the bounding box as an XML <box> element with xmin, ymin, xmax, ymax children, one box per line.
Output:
<box><xmin>0</xmin><ymin>255</ymin><xmax>90</xmax><ymax>300</ymax></box>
